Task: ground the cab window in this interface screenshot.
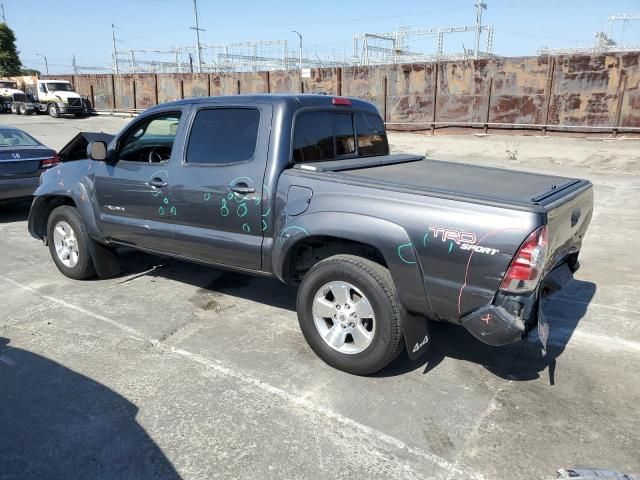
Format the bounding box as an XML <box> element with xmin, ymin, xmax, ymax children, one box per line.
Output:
<box><xmin>186</xmin><ymin>108</ymin><xmax>260</xmax><ymax>165</ymax></box>
<box><xmin>292</xmin><ymin>110</ymin><xmax>389</xmax><ymax>163</ymax></box>
<box><xmin>355</xmin><ymin>112</ymin><xmax>389</xmax><ymax>157</ymax></box>
<box><xmin>118</xmin><ymin>112</ymin><xmax>182</xmax><ymax>163</ymax></box>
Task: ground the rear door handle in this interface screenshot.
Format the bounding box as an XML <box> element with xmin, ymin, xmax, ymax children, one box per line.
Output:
<box><xmin>230</xmin><ymin>185</ymin><xmax>255</xmax><ymax>194</ymax></box>
<box><xmin>147</xmin><ymin>178</ymin><xmax>168</xmax><ymax>188</ymax></box>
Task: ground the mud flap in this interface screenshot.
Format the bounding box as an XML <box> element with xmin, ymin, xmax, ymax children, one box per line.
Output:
<box><xmin>537</xmin><ymin>301</ymin><xmax>550</xmax><ymax>356</ymax></box>
<box><xmin>87</xmin><ymin>239</ymin><xmax>121</xmax><ymax>278</ymax></box>
<box><xmin>402</xmin><ymin>310</ymin><xmax>431</xmax><ymax>361</ymax></box>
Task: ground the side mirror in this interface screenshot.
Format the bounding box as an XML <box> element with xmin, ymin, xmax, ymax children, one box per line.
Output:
<box><xmin>87</xmin><ymin>141</ymin><xmax>107</xmax><ymax>161</ymax></box>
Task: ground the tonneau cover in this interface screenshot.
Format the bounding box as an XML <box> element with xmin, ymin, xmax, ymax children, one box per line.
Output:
<box><xmin>295</xmin><ymin>156</ymin><xmax>587</xmax><ymax>209</ymax></box>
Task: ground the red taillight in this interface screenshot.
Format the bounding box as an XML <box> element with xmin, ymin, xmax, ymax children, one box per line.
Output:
<box><xmin>41</xmin><ymin>153</ymin><xmax>61</xmax><ymax>168</ymax></box>
<box><xmin>332</xmin><ymin>97</ymin><xmax>352</xmax><ymax>106</ymax></box>
<box><xmin>500</xmin><ymin>226</ymin><xmax>548</xmax><ymax>293</ymax></box>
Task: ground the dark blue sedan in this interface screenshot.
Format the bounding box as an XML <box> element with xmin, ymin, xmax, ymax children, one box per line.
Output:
<box><xmin>0</xmin><ymin>126</ymin><xmax>59</xmax><ymax>202</ymax></box>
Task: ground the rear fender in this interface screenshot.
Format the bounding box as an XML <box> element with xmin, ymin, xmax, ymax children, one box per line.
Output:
<box><xmin>272</xmin><ymin>212</ymin><xmax>433</xmax><ymax>357</ymax></box>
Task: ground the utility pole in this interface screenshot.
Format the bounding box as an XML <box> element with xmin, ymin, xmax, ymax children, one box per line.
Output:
<box><xmin>190</xmin><ymin>0</ymin><xmax>204</xmax><ymax>73</ymax></box>
<box><xmin>111</xmin><ymin>23</ymin><xmax>119</xmax><ymax>74</ymax></box>
<box><xmin>1</xmin><ymin>4</ymin><xmax>6</xmax><ymax>23</ymax></box>
<box><xmin>292</xmin><ymin>30</ymin><xmax>303</xmax><ymax>71</ymax></box>
<box><xmin>36</xmin><ymin>53</ymin><xmax>49</xmax><ymax>75</ymax></box>
<box><xmin>474</xmin><ymin>1</ymin><xmax>487</xmax><ymax>59</ymax></box>
<box><xmin>72</xmin><ymin>54</ymin><xmax>79</xmax><ymax>74</ymax></box>
<box><xmin>130</xmin><ymin>50</ymin><xmax>135</xmax><ymax>73</ymax></box>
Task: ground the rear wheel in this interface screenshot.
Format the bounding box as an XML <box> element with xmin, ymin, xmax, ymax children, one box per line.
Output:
<box><xmin>47</xmin><ymin>206</ymin><xmax>96</xmax><ymax>280</ymax></box>
<box><xmin>10</xmin><ymin>103</ymin><xmax>19</xmax><ymax>115</ymax></box>
<box><xmin>297</xmin><ymin>254</ymin><xmax>404</xmax><ymax>375</ymax></box>
<box><xmin>48</xmin><ymin>103</ymin><xmax>59</xmax><ymax>118</ymax></box>
<box><xmin>19</xmin><ymin>104</ymin><xmax>28</xmax><ymax>115</ymax></box>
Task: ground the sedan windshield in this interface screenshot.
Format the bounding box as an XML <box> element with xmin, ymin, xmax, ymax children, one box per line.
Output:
<box><xmin>46</xmin><ymin>83</ymin><xmax>72</xmax><ymax>92</ymax></box>
<box><xmin>0</xmin><ymin>129</ymin><xmax>40</xmax><ymax>147</ymax></box>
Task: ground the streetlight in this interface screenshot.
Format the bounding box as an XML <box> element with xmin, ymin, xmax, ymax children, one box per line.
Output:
<box><xmin>36</xmin><ymin>53</ymin><xmax>48</xmax><ymax>75</ymax></box>
<box><xmin>292</xmin><ymin>30</ymin><xmax>302</xmax><ymax>72</ymax></box>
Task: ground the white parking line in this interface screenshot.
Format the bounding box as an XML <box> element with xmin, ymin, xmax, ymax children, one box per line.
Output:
<box><xmin>0</xmin><ymin>275</ymin><xmax>145</xmax><ymax>341</ymax></box>
<box><xmin>0</xmin><ymin>274</ymin><xmax>475</xmax><ymax>479</ymax></box>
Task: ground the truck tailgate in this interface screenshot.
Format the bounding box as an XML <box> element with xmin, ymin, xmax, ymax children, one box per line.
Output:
<box><xmin>543</xmin><ymin>183</ymin><xmax>593</xmax><ymax>272</ymax></box>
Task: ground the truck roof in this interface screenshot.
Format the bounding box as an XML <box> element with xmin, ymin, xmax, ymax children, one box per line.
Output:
<box><xmin>147</xmin><ymin>94</ymin><xmax>381</xmax><ymax>114</ymax></box>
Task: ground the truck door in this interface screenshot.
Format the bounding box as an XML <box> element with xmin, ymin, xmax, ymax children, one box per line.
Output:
<box><xmin>93</xmin><ymin>107</ymin><xmax>187</xmax><ymax>251</ymax></box>
<box><xmin>167</xmin><ymin>103</ymin><xmax>273</xmax><ymax>270</ymax></box>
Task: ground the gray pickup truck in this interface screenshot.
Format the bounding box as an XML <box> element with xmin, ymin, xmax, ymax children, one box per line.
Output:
<box><xmin>28</xmin><ymin>95</ymin><xmax>593</xmax><ymax>374</ymax></box>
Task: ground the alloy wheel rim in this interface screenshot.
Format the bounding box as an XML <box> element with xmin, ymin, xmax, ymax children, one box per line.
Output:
<box><xmin>52</xmin><ymin>220</ymin><xmax>79</xmax><ymax>268</ymax></box>
<box><xmin>312</xmin><ymin>281</ymin><xmax>376</xmax><ymax>354</ymax></box>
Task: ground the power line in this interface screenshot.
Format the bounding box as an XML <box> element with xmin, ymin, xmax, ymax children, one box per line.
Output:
<box><xmin>206</xmin><ymin>7</ymin><xmax>466</xmax><ymax>30</ymax></box>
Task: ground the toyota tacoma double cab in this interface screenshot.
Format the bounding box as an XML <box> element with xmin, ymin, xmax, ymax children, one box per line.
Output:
<box><xmin>28</xmin><ymin>95</ymin><xmax>593</xmax><ymax>374</ymax></box>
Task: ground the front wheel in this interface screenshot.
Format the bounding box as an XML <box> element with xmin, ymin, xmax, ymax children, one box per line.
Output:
<box><xmin>48</xmin><ymin>103</ymin><xmax>59</xmax><ymax>118</ymax></box>
<box><xmin>297</xmin><ymin>254</ymin><xmax>404</xmax><ymax>375</ymax></box>
<box><xmin>47</xmin><ymin>206</ymin><xmax>96</xmax><ymax>280</ymax></box>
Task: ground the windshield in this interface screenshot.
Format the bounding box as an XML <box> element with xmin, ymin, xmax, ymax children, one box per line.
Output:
<box><xmin>0</xmin><ymin>81</ymin><xmax>17</xmax><ymax>89</ymax></box>
<box><xmin>0</xmin><ymin>128</ymin><xmax>40</xmax><ymax>147</ymax></box>
<box><xmin>46</xmin><ymin>82</ymin><xmax>73</xmax><ymax>92</ymax></box>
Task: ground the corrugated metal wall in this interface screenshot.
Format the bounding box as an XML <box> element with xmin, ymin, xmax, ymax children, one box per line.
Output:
<box><xmin>36</xmin><ymin>52</ymin><xmax>640</xmax><ymax>132</ymax></box>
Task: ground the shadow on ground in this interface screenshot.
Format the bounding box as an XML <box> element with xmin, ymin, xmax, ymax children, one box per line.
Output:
<box><xmin>114</xmin><ymin>250</ymin><xmax>596</xmax><ymax>383</ymax></box>
<box><xmin>116</xmin><ymin>249</ymin><xmax>299</xmax><ymax>312</ymax></box>
<box><xmin>0</xmin><ymin>337</ymin><xmax>180</xmax><ymax>479</ymax></box>
<box><xmin>0</xmin><ymin>200</ymin><xmax>31</xmax><ymax>224</ymax></box>
<box><xmin>379</xmin><ymin>280</ymin><xmax>597</xmax><ymax>383</ymax></box>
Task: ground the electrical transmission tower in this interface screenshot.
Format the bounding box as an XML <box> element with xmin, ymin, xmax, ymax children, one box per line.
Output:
<box><xmin>538</xmin><ymin>12</ymin><xmax>640</xmax><ymax>55</ymax></box>
<box><xmin>353</xmin><ymin>2</ymin><xmax>494</xmax><ymax>65</ymax></box>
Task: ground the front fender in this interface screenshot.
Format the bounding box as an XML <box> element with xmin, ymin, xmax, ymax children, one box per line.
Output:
<box><xmin>29</xmin><ymin>171</ymin><xmax>101</xmax><ymax>241</ymax></box>
<box><xmin>272</xmin><ymin>211</ymin><xmax>432</xmax><ymax>318</ymax></box>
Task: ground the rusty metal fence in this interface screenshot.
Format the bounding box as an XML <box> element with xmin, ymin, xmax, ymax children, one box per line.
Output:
<box><xmin>36</xmin><ymin>52</ymin><xmax>640</xmax><ymax>134</ymax></box>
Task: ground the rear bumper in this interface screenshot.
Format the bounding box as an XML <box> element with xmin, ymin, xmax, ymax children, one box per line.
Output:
<box><xmin>0</xmin><ymin>176</ymin><xmax>40</xmax><ymax>201</ymax></box>
<box><xmin>460</xmin><ymin>262</ymin><xmax>575</xmax><ymax>346</ymax></box>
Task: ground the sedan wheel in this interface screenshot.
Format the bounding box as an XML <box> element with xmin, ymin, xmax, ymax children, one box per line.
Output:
<box><xmin>52</xmin><ymin>220</ymin><xmax>79</xmax><ymax>268</ymax></box>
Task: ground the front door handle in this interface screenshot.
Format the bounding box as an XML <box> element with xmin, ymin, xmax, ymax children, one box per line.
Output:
<box><xmin>230</xmin><ymin>185</ymin><xmax>255</xmax><ymax>194</ymax></box>
<box><xmin>147</xmin><ymin>178</ymin><xmax>168</xmax><ymax>188</ymax></box>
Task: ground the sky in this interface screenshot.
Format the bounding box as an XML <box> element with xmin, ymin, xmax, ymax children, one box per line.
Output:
<box><xmin>3</xmin><ymin>0</ymin><xmax>640</xmax><ymax>74</ymax></box>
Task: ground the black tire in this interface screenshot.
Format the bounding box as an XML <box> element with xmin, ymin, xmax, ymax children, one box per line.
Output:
<box><xmin>47</xmin><ymin>205</ymin><xmax>96</xmax><ymax>280</ymax></box>
<box><xmin>297</xmin><ymin>254</ymin><xmax>404</xmax><ymax>375</ymax></box>
<box><xmin>10</xmin><ymin>103</ymin><xmax>19</xmax><ymax>115</ymax></box>
<box><xmin>19</xmin><ymin>104</ymin><xmax>28</xmax><ymax>115</ymax></box>
<box><xmin>48</xmin><ymin>103</ymin><xmax>59</xmax><ymax>118</ymax></box>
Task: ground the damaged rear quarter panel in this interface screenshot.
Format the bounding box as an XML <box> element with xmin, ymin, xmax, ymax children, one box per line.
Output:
<box><xmin>273</xmin><ymin>170</ymin><xmax>541</xmax><ymax>323</ymax></box>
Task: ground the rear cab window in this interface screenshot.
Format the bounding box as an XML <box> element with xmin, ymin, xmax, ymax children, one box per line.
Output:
<box><xmin>292</xmin><ymin>110</ymin><xmax>389</xmax><ymax>163</ymax></box>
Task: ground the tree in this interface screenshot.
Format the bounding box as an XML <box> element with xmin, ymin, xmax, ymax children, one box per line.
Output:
<box><xmin>0</xmin><ymin>23</ymin><xmax>22</xmax><ymax>76</ymax></box>
<box><xmin>21</xmin><ymin>68</ymin><xmax>41</xmax><ymax>76</ymax></box>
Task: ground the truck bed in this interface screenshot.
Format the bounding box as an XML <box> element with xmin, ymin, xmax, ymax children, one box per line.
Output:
<box><xmin>293</xmin><ymin>155</ymin><xmax>589</xmax><ymax>212</ymax></box>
